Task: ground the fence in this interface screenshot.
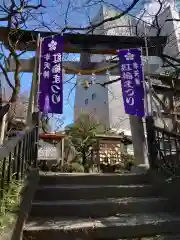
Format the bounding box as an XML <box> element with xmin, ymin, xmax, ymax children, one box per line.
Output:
<box><xmin>0</xmin><ymin>112</ymin><xmax>39</xmax><ymax>201</ymax></box>
<box><xmin>147</xmin><ymin>117</ymin><xmax>180</xmax><ymax>177</ymax></box>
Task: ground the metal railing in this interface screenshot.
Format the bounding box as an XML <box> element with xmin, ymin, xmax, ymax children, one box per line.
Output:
<box><xmin>0</xmin><ymin>112</ymin><xmax>39</xmax><ymax>201</ymax></box>
<box><xmin>153</xmin><ymin>126</ymin><xmax>180</xmax><ymax>176</ymax></box>
<box><xmin>146</xmin><ymin>117</ymin><xmax>180</xmax><ymax>177</ymax></box>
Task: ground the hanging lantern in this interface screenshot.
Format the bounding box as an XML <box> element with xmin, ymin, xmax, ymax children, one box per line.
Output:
<box><xmin>91</xmin><ymin>72</ymin><xmax>96</xmax><ymax>84</ymax></box>
<box><xmin>62</xmin><ymin>68</ymin><xmax>66</xmax><ymax>76</ymax></box>
<box><xmin>84</xmin><ymin>80</ymin><xmax>89</xmax><ymax>89</ymax></box>
<box><xmin>106</xmin><ymin>69</ymin><xmax>110</xmax><ymax>76</ymax></box>
<box><xmin>105</xmin><ymin>69</ymin><xmax>110</xmax><ymax>84</ymax></box>
<box><xmin>77</xmin><ymin>72</ymin><xmax>82</xmax><ymax>86</ymax></box>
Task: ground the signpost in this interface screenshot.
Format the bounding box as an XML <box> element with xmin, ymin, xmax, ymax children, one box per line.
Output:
<box><xmin>38</xmin><ymin>141</ymin><xmax>57</xmax><ymax>160</ymax></box>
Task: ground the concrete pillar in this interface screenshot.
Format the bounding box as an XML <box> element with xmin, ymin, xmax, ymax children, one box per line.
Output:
<box><xmin>0</xmin><ymin>113</ymin><xmax>7</xmax><ymax>145</ymax></box>
<box><xmin>61</xmin><ymin>138</ymin><xmax>64</xmax><ymax>166</ymax></box>
<box><xmin>129</xmin><ymin>115</ymin><xmax>149</xmax><ymax>172</ymax></box>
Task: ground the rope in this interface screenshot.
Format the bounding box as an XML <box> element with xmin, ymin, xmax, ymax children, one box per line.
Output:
<box><xmin>64</xmin><ymin>63</ymin><xmax>118</xmax><ymax>75</ymax></box>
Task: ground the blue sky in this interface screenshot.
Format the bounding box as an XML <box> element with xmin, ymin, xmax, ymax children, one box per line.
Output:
<box><xmin>15</xmin><ymin>0</ymin><xmax>102</xmax><ymax>129</ymax></box>
<box><xmin>3</xmin><ymin>0</ymin><xmax>179</xmax><ymax>130</ymax></box>
<box><xmin>19</xmin><ymin>52</ymin><xmax>79</xmax><ymax>130</ymax></box>
<box><xmin>17</xmin><ymin>0</ymin><xmax>147</xmax><ymax>130</ymax></box>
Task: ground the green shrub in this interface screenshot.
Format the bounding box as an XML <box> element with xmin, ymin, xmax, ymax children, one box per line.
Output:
<box><xmin>59</xmin><ymin>162</ymin><xmax>84</xmax><ymax>173</ymax></box>
<box><xmin>89</xmin><ymin>164</ymin><xmax>101</xmax><ymax>173</ymax></box>
<box><xmin>121</xmin><ymin>153</ymin><xmax>135</xmax><ymax>171</ymax></box>
<box><xmin>59</xmin><ymin>163</ymin><xmax>71</xmax><ymax>172</ymax></box>
<box><xmin>0</xmin><ymin>180</ymin><xmax>22</xmax><ymax>234</ymax></box>
<box><xmin>70</xmin><ymin>162</ymin><xmax>84</xmax><ymax>172</ymax></box>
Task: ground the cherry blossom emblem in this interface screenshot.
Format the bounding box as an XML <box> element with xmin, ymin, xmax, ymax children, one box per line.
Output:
<box><xmin>48</xmin><ymin>40</ymin><xmax>57</xmax><ymax>51</ymax></box>
<box><xmin>124</xmin><ymin>52</ymin><xmax>135</xmax><ymax>61</ymax></box>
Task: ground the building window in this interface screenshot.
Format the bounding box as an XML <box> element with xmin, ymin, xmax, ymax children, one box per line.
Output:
<box><xmin>92</xmin><ymin>93</ymin><xmax>96</xmax><ymax>100</ymax></box>
<box><xmin>85</xmin><ymin>99</ymin><xmax>88</xmax><ymax>105</ymax></box>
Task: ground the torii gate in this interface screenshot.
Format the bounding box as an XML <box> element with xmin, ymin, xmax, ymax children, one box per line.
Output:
<box><xmin>0</xmin><ymin>26</ymin><xmax>167</xmax><ymax>168</ymax></box>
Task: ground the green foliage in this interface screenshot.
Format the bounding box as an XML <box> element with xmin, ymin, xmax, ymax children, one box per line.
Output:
<box><xmin>0</xmin><ymin>158</ymin><xmax>22</xmax><ymax>234</ymax></box>
<box><xmin>100</xmin><ymin>153</ymin><xmax>135</xmax><ymax>173</ymax></box>
<box><xmin>59</xmin><ymin>163</ymin><xmax>71</xmax><ymax>172</ymax></box>
<box><xmin>0</xmin><ymin>180</ymin><xmax>22</xmax><ymax>234</ymax></box>
<box><xmin>40</xmin><ymin>113</ymin><xmax>51</xmax><ymax>134</ymax></box>
<box><xmin>121</xmin><ymin>153</ymin><xmax>135</xmax><ymax>167</ymax></box>
<box><xmin>70</xmin><ymin>163</ymin><xmax>84</xmax><ymax>172</ymax></box>
<box><xmin>59</xmin><ymin>162</ymin><xmax>84</xmax><ymax>173</ymax></box>
<box><xmin>65</xmin><ymin>113</ymin><xmax>104</xmax><ymax>172</ymax></box>
<box><xmin>66</xmin><ymin>113</ymin><xmax>100</xmax><ymax>146</ymax></box>
<box><xmin>89</xmin><ymin>164</ymin><xmax>101</xmax><ymax>173</ymax></box>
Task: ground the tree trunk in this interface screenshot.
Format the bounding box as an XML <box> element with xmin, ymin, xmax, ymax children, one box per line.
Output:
<box><xmin>82</xmin><ymin>150</ymin><xmax>89</xmax><ymax>173</ymax></box>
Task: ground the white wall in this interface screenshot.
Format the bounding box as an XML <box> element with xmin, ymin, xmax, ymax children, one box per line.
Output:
<box><xmin>107</xmin><ymin>79</ymin><xmax>130</xmax><ymax>132</ymax></box>
<box><xmin>104</xmin><ymin>8</ymin><xmax>131</xmax><ymax>132</ymax></box>
<box><xmin>138</xmin><ymin>0</ymin><xmax>176</xmax><ymax>23</ymax></box>
<box><xmin>74</xmin><ymin>6</ymin><xmax>136</xmax><ymax>133</ymax></box>
<box><xmin>74</xmin><ymin>4</ymin><xmax>180</xmax><ymax>133</ymax></box>
<box><xmin>74</xmin><ymin>74</ymin><xmax>110</xmax><ymax>127</ymax></box>
<box><xmin>0</xmin><ymin>72</ymin><xmax>13</xmax><ymax>103</ymax></box>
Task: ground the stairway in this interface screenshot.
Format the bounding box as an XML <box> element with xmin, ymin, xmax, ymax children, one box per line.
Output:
<box><xmin>23</xmin><ymin>172</ymin><xmax>180</xmax><ymax>239</ymax></box>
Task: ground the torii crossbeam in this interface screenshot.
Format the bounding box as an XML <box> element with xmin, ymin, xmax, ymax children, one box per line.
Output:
<box><xmin>0</xmin><ymin>27</ymin><xmax>167</xmax><ymax>55</ymax></box>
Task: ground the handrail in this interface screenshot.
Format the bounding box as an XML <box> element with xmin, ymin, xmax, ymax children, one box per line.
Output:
<box><xmin>0</xmin><ymin>104</ymin><xmax>10</xmax><ymax>120</ymax></box>
<box><xmin>11</xmin><ymin>169</ymin><xmax>40</xmax><ymax>240</ymax></box>
<box><xmin>0</xmin><ymin>111</ymin><xmax>39</xmax><ymax>202</ymax></box>
<box><xmin>146</xmin><ymin>117</ymin><xmax>180</xmax><ymax>171</ymax></box>
<box><xmin>151</xmin><ymin>124</ymin><xmax>180</xmax><ymax>176</ymax></box>
<box><xmin>0</xmin><ymin>125</ymin><xmax>35</xmax><ymax>160</ymax></box>
<box><xmin>154</xmin><ymin>125</ymin><xmax>180</xmax><ymax>139</ymax></box>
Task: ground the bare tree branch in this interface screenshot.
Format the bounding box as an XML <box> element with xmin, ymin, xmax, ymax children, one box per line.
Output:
<box><xmin>61</xmin><ymin>0</ymin><xmax>141</xmax><ymax>33</ymax></box>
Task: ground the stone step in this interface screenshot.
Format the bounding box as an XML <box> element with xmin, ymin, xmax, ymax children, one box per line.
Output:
<box><xmin>34</xmin><ymin>184</ymin><xmax>155</xmax><ymax>201</ymax></box>
<box><xmin>23</xmin><ymin>213</ymin><xmax>180</xmax><ymax>239</ymax></box>
<box><xmin>30</xmin><ymin>197</ymin><xmax>169</xmax><ymax>218</ymax></box>
<box><xmin>98</xmin><ymin>236</ymin><xmax>180</xmax><ymax>240</ymax></box>
<box><xmin>39</xmin><ymin>172</ymin><xmax>148</xmax><ymax>186</ymax></box>
<box><xmin>106</xmin><ymin>235</ymin><xmax>180</xmax><ymax>239</ymax></box>
<box><xmin>139</xmin><ymin>235</ymin><xmax>180</xmax><ymax>239</ymax></box>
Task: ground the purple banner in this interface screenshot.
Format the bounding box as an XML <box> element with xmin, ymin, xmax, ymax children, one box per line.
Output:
<box><xmin>38</xmin><ymin>35</ymin><xmax>64</xmax><ymax>114</ymax></box>
<box><xmin>118</xmin><ymin>48</ymin><xmax>145</xmax><ymax>117</ymax></box>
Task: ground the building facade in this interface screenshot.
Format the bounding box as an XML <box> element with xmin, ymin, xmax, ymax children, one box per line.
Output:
<box><xmin>74</xmin><ymin>2</ymin><xmax>180</xmax><ymax>134</ymax></box>
<box><xmin>74</xmin><ymin>6</ymin><xmax>133</xmax><ymax>135</ymax></box>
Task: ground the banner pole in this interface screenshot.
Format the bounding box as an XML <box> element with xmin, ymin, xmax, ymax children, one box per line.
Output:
<box><xmin>34</xmin><ymin>33</ymin><xmax>42</xmax><ymax>112</ymax></box>
<box><xmin>127</xmin><ymin>17</ymin><xmax>149</xmax><ymax>170</ymax></box>
<box><xmin>143</xmin><ymin>21</ymin><xmax>153</xmax><ymax>116</ymax></box>
<box><xmin>26</xmin><ymin>34</ymin><xmax>41</xmax><ymax>124</ymax></box>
